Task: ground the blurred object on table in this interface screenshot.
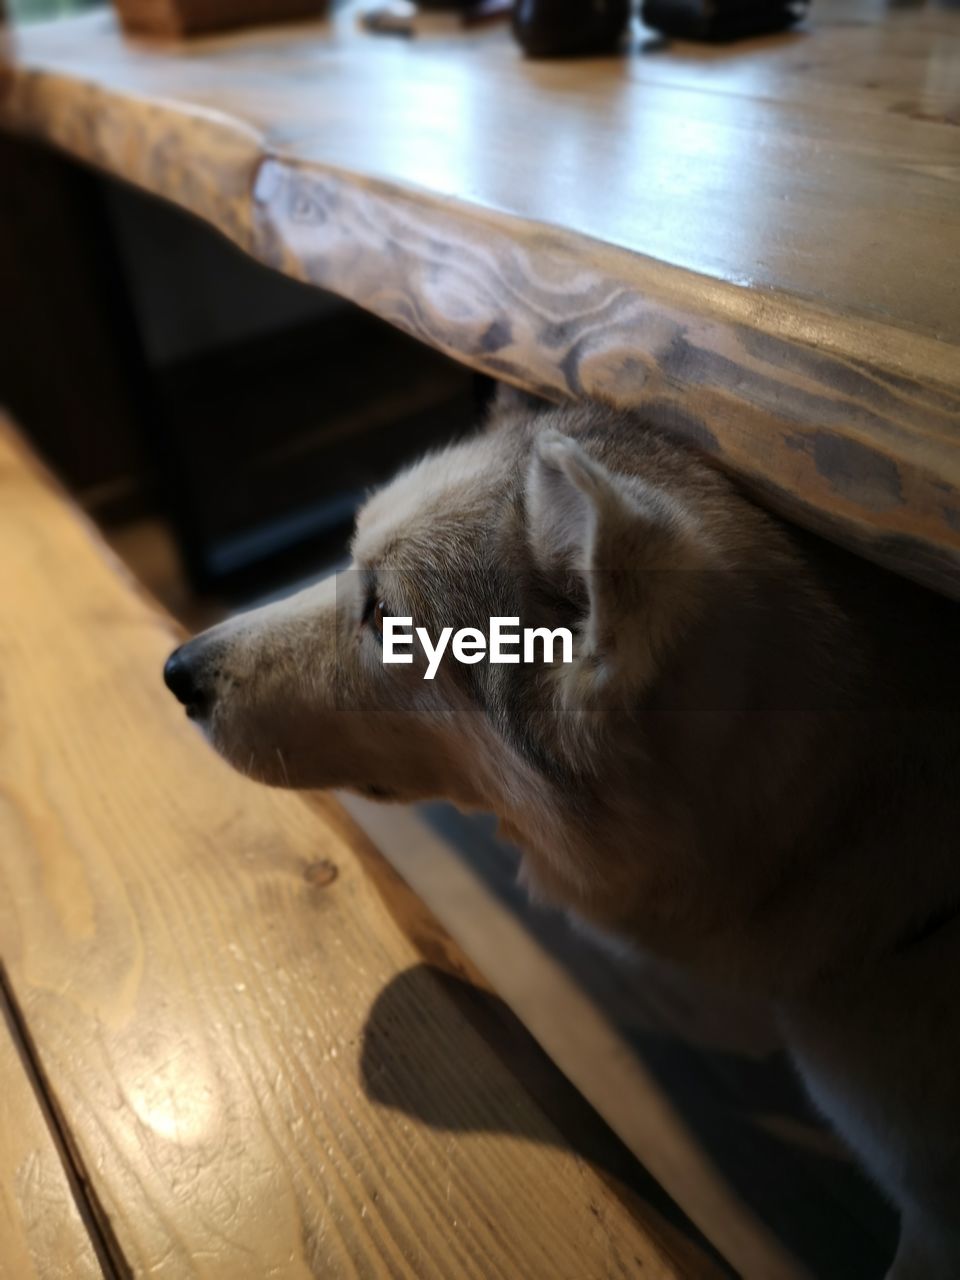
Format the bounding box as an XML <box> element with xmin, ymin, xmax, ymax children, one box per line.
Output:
<box><xmin>641</xmin><ymin>0</ymin><xmax>809</xmax><ymax>41</ymax></box>
<box><xmin>359</xmin><ymin>0</ymin><xmax>511</xmax><ymax>35</ymax></box>
<box><xmin>112</xmin><ymin>0</ymin><xmax>326</xmax><ymax>36</ymax></box>
<box><xmin>512</xmin><ymin>0</ymin><xmax>629</xmax><ymax>55</ymax></box>
<box><xmin>7</xmin><ymin>0</ymin><xmax>101</xmax><ymax>22</ymax></box>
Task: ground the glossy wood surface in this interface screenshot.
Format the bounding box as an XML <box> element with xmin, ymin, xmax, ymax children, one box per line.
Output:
<box><xmin>2</xmin><ymin>1</ymin><xmax>959</xmax><ymax>594</ymax></box>
<box><xmin>0</xmin><ymin>413</ymin><xmax>717</xmax><ymax>1277</ymax></box>
<box><xmin>0</xmin><ymin>995</ymin><xmax>102</xmax><ymax>1280</ymax></box>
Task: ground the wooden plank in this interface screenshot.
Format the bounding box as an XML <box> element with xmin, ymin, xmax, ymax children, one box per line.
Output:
<box><xmin>0</xmin><ymin>984</ymin><xmax>103</xmax><ymax>1280</ymax></box>
<box><xmin>0</xmin><ymin>413</ymin><xmax>719</xmax><ymax>1278</ymax></box>
<box><xmin>1</xmin><ymin>3</ymin><xmax>958</xmax><ymax>595</ymax></box>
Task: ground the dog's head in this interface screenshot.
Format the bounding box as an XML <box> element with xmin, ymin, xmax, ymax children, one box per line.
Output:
<box><xmin>164</xmin><ymin>399</ymin><xmax>819</xmax><ymax>918</ymax></box>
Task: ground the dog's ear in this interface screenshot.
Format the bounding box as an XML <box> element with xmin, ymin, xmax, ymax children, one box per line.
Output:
<box><xmin>526</xmin><ymin>431</ymin><xmax>710</xmax><ymax>698</ymax></box>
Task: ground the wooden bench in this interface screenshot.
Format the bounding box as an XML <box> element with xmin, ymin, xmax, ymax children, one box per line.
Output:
<box><xmin>0</xmin><ymin>410</ymin><xmax>724</xmax><ymax>1276</ymax></box>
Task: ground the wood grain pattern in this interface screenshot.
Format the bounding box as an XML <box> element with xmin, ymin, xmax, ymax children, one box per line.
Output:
<box><xmin>0</xmin><ymin>989</ymin><xmax>102</xmax><ymax>1280</ymax></box>
<box><xmin>2</xmin><ymin>2</ymin><xmax>959</xmax><ymax>595</ymax></box>
<box><xmin>0</xmin><ymin>413</ymin><xmax>715</xmax><ymax>1278</ymax></box>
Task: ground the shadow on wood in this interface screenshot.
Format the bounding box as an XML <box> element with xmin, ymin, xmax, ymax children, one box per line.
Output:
<box><xmin>361</xmin><ymin>963</ymin><xmax>898</xmax><ymax>1280</ymax></box>
<box><xmin>360</xmin><ymin>963</ymin><xmax>734</xmax><ymax>1274</ymax></box>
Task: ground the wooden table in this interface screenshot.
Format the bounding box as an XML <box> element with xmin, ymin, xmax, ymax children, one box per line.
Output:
<box><xmin>2</xmin><ymin>0</ymin><xmax>959</xmax><ymax>596</ymax></box>
<box><xmin>0</xmin><ymin>412</ymin><xmax>723</xmax><ymax>1277</ymax></box>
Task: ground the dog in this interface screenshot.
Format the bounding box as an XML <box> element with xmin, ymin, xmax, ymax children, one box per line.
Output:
<box><xmin>164</xmin><ymin>395</ymin><xmax>960</xmax><ymax>1278</ymax></box>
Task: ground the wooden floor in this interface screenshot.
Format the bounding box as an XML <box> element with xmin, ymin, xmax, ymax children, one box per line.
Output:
<box><xmin>105</xmin><ymin>514</ymin><xmax>899</xmax><ymax>1280</ymax></box>
<box><xmin>0</xmin><ymin>991</ymin><xmax>103</xmax><ymax>1279</ymax></box>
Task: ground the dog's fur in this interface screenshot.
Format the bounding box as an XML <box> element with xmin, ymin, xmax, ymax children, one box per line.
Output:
<box><xmin>168</xmin><ymin>398</ymin><xmax>960</xmax><ymax>1277</ymax></box>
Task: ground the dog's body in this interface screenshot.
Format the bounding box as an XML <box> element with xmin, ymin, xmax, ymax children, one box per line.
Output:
<box><xmin>165</xmin><ymin>399</ymin><xmax>960</xmax><ymax>1277</ymax></box>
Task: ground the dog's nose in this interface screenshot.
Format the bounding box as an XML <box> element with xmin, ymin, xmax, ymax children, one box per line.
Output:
<box><xmin>163</xmin><ymin>642</ymin><xmax>210</xmax><ymax>716</ymax></box>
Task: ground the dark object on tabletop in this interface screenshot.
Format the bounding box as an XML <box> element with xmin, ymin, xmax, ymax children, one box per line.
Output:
<box><xmin>512</xmin><ymin>0</ymin><xmax>631</xmax><ymax>56</ymax></box>
<box><xmin>641</xmin><ymin>0</ymin><xmax>809</xmax><ymax>41</ymax></box>
<box><xmin>112</xmin><ymin>0</ymin><xmax>327</xmax><ymax>36</ymax></box>
<box><xmin>416</xmin><ymin>0</ymin><xmax>473</xmax><ymax>12</ymax></box>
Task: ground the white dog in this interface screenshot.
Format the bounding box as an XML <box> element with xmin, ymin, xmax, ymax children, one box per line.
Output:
<box><xmin>165</xmin><ymin>397</ymin><xmax>960</xmax><ymax>1278</ymax></box>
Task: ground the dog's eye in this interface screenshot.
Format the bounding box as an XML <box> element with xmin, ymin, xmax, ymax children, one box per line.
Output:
<box><xmin>361</xmin><ymin>582</ymin><xmax>390</xmax><ymax>635</ymax></box>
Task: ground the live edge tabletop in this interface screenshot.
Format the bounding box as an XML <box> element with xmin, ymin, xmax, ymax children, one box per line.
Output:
<box><xmin>1</xmin><ymin>0</ymin><xmax>959</xmax><ymax>596</ymax></box>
